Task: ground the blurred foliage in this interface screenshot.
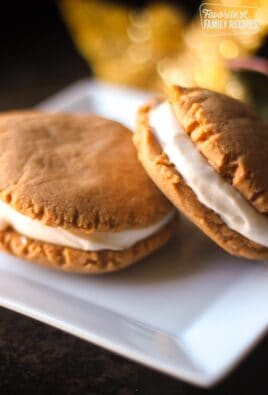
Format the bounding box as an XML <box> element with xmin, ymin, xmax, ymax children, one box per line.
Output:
<box><xmin>59</xmin><ymin>0</ymin><xmax>268</xmax><ymax>105</ymax></box>
<box><xmin>237</xmin><ymin>71</ymin><xmax>268</xmax><ymax>120</ymax></box>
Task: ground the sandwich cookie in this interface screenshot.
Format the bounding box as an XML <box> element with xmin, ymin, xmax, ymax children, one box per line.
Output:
<box><xmin>134</xmin><ymin>85</ymin><xmax>268</xmax><ymax>259</ymax></box>
<box><xmin>0</xmin><ymin>111</ymin><xmax>176</xmax><ymax>273</ymax></box>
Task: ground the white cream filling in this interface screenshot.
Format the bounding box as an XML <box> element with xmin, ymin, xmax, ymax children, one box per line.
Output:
<box><xmin>0</xmin><ymin>201</ymin><xmax>174</xmax><ymax>251</ymax></box>
<box><xmin>149</xmin><ymin>101</ymin><xmax>268</xmax><ymax>247</ymax></box>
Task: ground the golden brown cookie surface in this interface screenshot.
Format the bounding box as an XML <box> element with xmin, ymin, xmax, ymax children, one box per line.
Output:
<box><xmin>168</xmin><ymin>85</ymin><xmax>268</xmax><ymax>214</ymax></box>
<box><xmin>0</xmin><ymin>111</ymin><xmax>172</xmax><ymax>232</ymax></box>
<box><xmin>134</xmin><ymin>91</ymin><xmax>268</xmax><ymax>260</ymax></box>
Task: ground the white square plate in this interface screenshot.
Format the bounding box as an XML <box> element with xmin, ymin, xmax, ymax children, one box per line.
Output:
<box><xmin>0</xmin><ymin>80</ymin><xmax>268</xmax><ymax>387</ymax></box>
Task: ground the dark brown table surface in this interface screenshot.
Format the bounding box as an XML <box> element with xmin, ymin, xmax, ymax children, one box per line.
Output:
<box><xmin>0</xmin><ymin>2</ymin><xmax>268</xmax><ymax>394</ymax></box>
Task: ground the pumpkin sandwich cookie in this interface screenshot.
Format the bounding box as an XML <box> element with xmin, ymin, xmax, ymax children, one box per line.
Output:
<box><xmin>0</xmin><ymin>111</ymin><xmax>176</xmax><ymax>273</ymax></box>
<box><xmin>134</xmin><ymin>85</ymin><xmax>268</xmax><ymax>260</ymax></box>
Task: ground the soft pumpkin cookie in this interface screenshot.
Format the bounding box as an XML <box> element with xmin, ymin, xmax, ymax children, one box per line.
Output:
<box><xmin>134</xmin><ymin>85</ymin><xmax>268</xmax><ymax>260</ymax></box>
<box><xmin>0</xmin><ymin>111</ymin><xmax>176</xmax><ymax>273</ymax></box>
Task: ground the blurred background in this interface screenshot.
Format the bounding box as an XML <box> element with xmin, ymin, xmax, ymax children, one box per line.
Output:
<box><xmin>0</xmin><ymin>0</ymin><xmax>267</xmax><ymax>115</ymax></box>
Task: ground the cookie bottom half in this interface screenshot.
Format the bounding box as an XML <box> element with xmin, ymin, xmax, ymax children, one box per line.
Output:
<box><xmin>0</xmin><ymin>218</ymin><xmax>177</xmax><ymax>274</ymax></box>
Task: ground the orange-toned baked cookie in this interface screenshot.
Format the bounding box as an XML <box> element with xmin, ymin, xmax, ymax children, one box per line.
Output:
<box><xmin>0</xmin><ymin>111</ymin><xmax>176</xmax><ymax>273</ymax></box>
<box><xmin>134</xmin><ymin>85</ymin><xmax>268</xmax><ymax>260</ymax></box>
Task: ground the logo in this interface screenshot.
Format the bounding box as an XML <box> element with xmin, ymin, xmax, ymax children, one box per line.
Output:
<box><xmin>199</xmin><ymin>3</ymin><xmax>260</xmax><ymax>35</ymax></box>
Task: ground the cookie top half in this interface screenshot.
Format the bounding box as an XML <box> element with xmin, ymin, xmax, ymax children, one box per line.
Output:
<box><xmin>168</xmin><ymin>85</ymin><xmax>268</xmax><ymax>215</ymax></box>
<box><xmin>0</xmin><ymin>111</ymin><xmax>172</xmax><ymax>232</ymax></box>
